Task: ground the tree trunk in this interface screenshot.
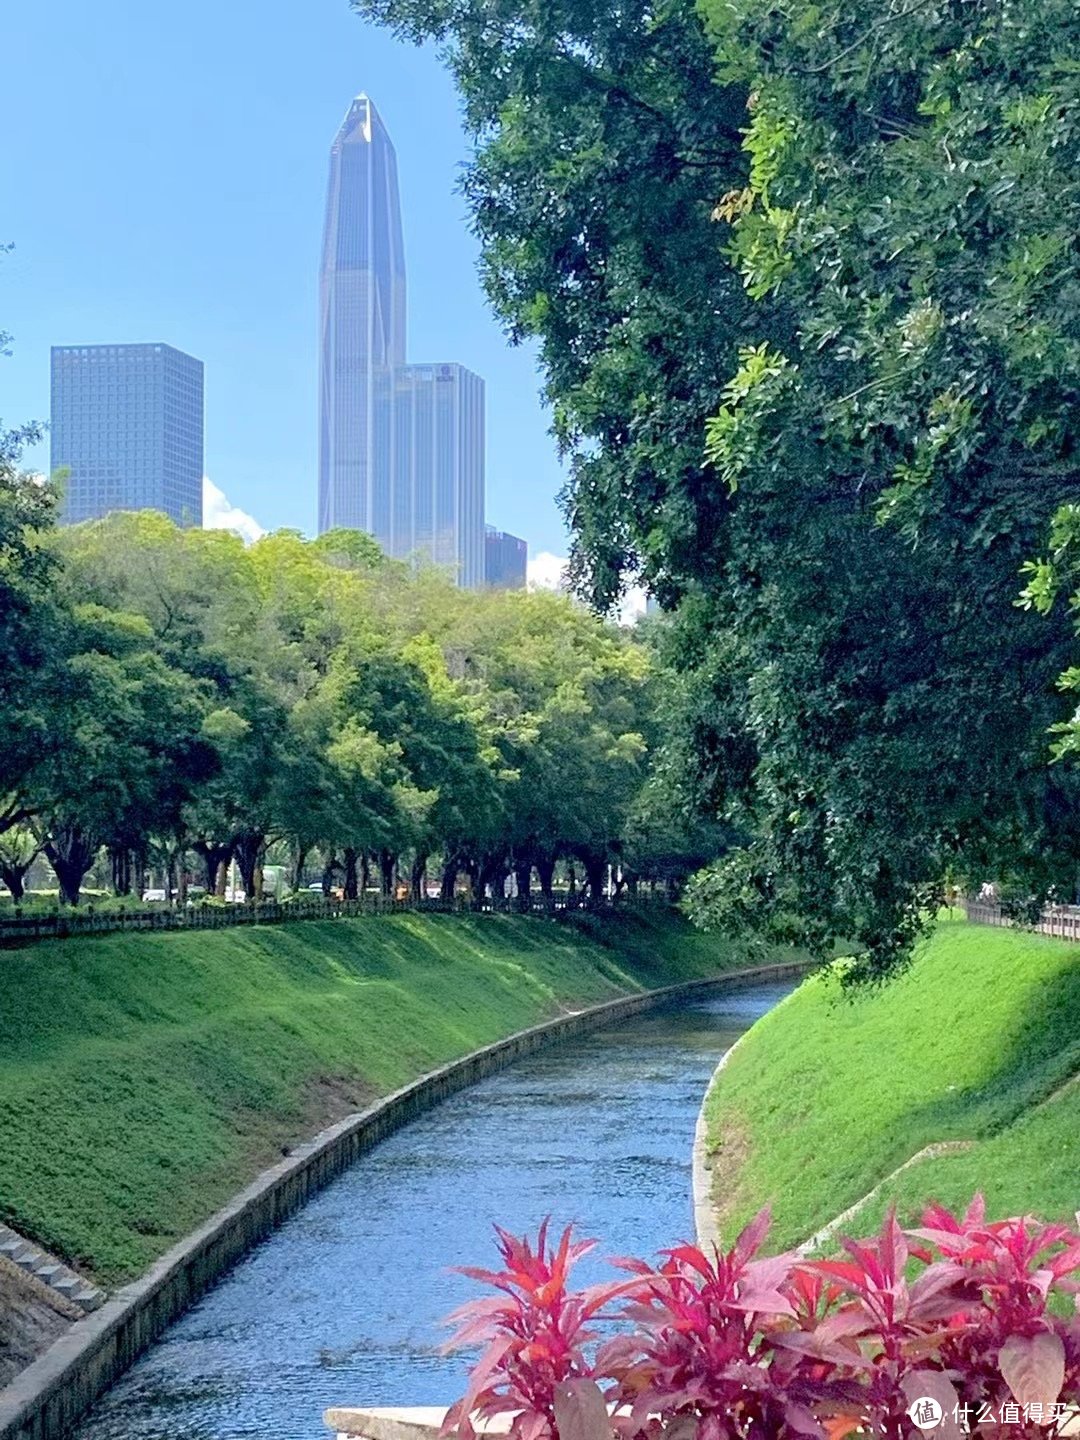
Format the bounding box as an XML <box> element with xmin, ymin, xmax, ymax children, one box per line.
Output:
<box><xmin>321</xmin><ymin>854</ymin><xmax>337</xmax><ymax>896</ymax></box>
<box><xmin>582</xmin><ymin>853</ymin><xmax>607</xmax><ymax>901</ymax></box>
<box><xmin>379</xmin><ymin>850</ymin><xmax>396</xmax><ymax>898</ymax></box>
<box><xmin>110</xmin><ymin>846</ymin><xmax>133</xmax><ymax>897</ymax></box>
<box><xmin>0</xmin><ymin>860</ymin><xmax>29</xmax><ymax>902</ymax></box>
<box><xmin>479</xmin><ymin>854</ymin><xmax>505</xmax><ymax>902</ymax></box>
<box><xmin>291</xmin><ymin>844</ymin><xmax>309</xmax><ymax>893</ymax></box>
<box><xmin>343</xmin><ymin>847</ymin><xmax>359</xmax><ymax>901</ymax></box>
<box><xmin>44</xmin><ymin>824</ymin><xmax>97</xmax><ymax>907</ymax></box>
<box><xmin>410</xmin><ymin>853</ymin><xmax>428</xmax><ymax>903</ymax></box>
<box><xmin>535</xmin><ymin>853</ymin><xmax>556</xmax><ymax>900</ymax></box>
<box><xmin>513</xmin><ymin>857</ymin><xmax>533</xmax><ymax>907</ymax></box>
<box><xmin>234</xmin><ymin>832</ymin><xmax>264</xmax><ymax>900</ymax></box>
<box><xmin>441</xmin><ymin>857</ymin><xmax>459</xmax><ymax>902</ymax></box>
<box><xmin>174</xmin><ymin>838</ymin><xmax>188</xmax><ymax>906</ymax></box>
<box><xmin>360</xmin><ymin>852</ymin><xmax>370</xmax><ymax>895</ymax></box>
<box><xmin>194</xmin><ymin>841</ymin><xmax>232</xmax><ymax>895</ymax></box>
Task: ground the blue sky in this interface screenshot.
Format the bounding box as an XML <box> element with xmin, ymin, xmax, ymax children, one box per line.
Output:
<box><xmin>1</xmin><ymin>0</ymin><xmax>570</xmax><ymax>556</ymax></box>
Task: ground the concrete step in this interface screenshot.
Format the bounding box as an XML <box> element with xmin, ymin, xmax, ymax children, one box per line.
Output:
<box><xmin>0</xmin><ymin>1221</ymin><xmax>106</xmax><ymax>1312</ymax></box>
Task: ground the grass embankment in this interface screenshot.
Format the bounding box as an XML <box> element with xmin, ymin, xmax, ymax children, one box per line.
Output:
<box><xmin>703</xmin><ymin>917</ymin><xmax>1080</xmax><ymax>1250</ymax></box>
<box><xmin>0</xmin><ymin>907</ymin><xmax>764</xmax><ymax>1286</ymax></box>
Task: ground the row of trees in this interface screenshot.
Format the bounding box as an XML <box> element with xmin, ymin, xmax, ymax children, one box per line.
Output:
<box><xmin>355</xmin><ymin>0</ymin><xmax>1080</xmax><ymax>980</ymax></box>
<box><xmin>0</xmin><ymin>441</ymin><xmax>716</xmax><ymax>908</ymax></box>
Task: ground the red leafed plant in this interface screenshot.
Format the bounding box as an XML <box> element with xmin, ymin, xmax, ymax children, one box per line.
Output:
<box><xmin>443</xmin><ymin>1198</ymin><xmax>1080</xmax><ymax>1440</ymax></box>
<box><xmin>597</xmin><ymin>1209</ymin><xmax>827</xmax><ymax>1440</ymax></box>
<box><xmin>441</xmin><ymin>1220</ymin><xmax>632</xmax><ymax>1440</ymax></box>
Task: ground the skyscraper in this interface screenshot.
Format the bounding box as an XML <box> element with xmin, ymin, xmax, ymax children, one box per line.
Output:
<box><xmin>485</xmin><ymin>525</ymin><xmax>528</xmax><ymax>589</ymax></box>
<box><xmin>51</xmin><ymin>343</ymin><xmax>204</xmax><ymax>527</ymax></box>
<box><xmin>318</xmin><ymin>94</ymin><xmax>485</xmax><ymax>586</ymax></box>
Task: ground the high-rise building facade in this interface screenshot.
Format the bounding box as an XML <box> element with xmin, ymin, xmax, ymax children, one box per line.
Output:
<box><xmin>318</xmin><ymin>94</ymin><xmax>485</xmax><ymax>586</ymax></box>
<box><xmin>484</xmin><ymin>524</ymin><xmax>528</xmax><ymax>589</ymax></box>
<box><xmin>51</xmin><ymin>343</ymin><xmax>204</xmax><ymax>527</ymax></box>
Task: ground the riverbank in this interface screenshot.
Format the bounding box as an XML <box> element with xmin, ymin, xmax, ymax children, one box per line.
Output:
<box><xmin>700</xmin><ymin>916</ymin><xmax>1080</xmax><ymax>1250</ymax></box>
<box><xmin>61</xmin><ymin>977</ymin><xmax>797</xmax><ymax>1440</ymax></box>
<box><xmin>0</xmin><ymin>906</ymin><xmax>772</xmax><ymax>1293</ymax></box>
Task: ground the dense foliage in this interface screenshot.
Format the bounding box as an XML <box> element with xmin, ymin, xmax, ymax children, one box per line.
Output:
<box><xmin>447</xmin><ymin>1205</ymin><xmax>1080</xmax><ymax>1440</ymax></box>
<box><xmin>0</xmin><ymin>460</ymin><xmax>697</xmax><ymax>906</ymax></box>
<box><xmin>353</xmin><ymin>0</ymin><xmax>1080</xmax><ymax>980</ymax></box>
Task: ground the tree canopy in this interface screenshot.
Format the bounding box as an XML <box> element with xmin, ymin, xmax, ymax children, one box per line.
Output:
<box><xmin>0</xmin><ymin>501</ymin><xmax>696</xmax><ymax>908</ymax></box>
<box><xmin>353</xmin><ymin>0</ymin><xmax>1080</xmax><ymax>979</ymax></box>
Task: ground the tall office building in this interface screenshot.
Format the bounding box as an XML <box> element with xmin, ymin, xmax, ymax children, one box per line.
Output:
<box><xmin>319</xmin><ymin>94</ymin><xmax>485</xmax><ymax>586</ymax></box>
<box><xmin>51</xmin><ymin>343</ymin><xmax>204</xmax><ymax>527</ymax></box>
<box><xmin>484</xmin><ymin>525</ymin><xmax>528</xmax><ymax>589</ymax></box>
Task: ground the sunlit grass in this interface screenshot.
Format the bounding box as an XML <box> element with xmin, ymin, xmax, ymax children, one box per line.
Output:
<box><xmin>0</xmin><ymin>908</ymin><xmax>762</xmax><ymax>1284</ymax></box>
<box><xmin>703</xmin><ymin>918</ymin><xmax>1080</xmax><ymax>1249</ymax></box>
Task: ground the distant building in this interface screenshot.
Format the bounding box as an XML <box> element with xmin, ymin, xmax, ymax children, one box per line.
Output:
<box><xmin>318</xmin><ymin>93</ymin><xmax>485</xmax><ymax>586</ymax></box>
<box><xmin>394</xmin><ymin>364</ymin><xmax>485</xmax><ymax>586</ymax></box>
<box><xmin>485</xmin><ymin>525</ymin><xmax>528</xmax><ymax>590</ymax></box>
<box><xmin>51</xmin><ymin>343</ymin><xmax>204</xmax><ymax>527</ymax></box>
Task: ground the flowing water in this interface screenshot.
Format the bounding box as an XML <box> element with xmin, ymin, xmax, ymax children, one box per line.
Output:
<box><xmin>74</xmin><ymin>982</ymin><xmax>791</xmax><ymax>1440</ymax></box>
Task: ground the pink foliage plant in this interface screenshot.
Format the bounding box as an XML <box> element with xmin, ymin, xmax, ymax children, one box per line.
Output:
<box><xmin>441</xmin><ymin>1198</ymin><xmax>1080</xmax><ymax>1440</ymax></box>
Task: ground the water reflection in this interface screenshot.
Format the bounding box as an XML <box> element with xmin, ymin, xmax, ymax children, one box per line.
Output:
<box><xmin>75</xmin><ymin>983</ymin><xmax>791</xmax><ymax>1440</ymax></box>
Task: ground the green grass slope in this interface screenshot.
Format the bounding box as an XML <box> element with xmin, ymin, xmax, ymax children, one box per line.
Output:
<box><xmin>703</xmin><ymin>917</ymin><xmax>1080</xmax><ymax>1250</ymax></box>
<box><xmin>0</xmin><ymin>907</ymin><xmax>759</xmax><ymax>1284</ymax></box>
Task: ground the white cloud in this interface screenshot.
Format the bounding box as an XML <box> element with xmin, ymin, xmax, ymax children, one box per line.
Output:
<box><xmin>527</xmin><ymin>551</ymin><xmax>569</xmax><ymax>592</ymax></box>
<box><xmin>202</xmin><ymin>477</ymin><xmax>266</xmax><ymax>544</ymax></box>
<box><xmin>527</xmin><ymin>551</ymin><xmax>648</xmax><ymax>626</ymax></box>
<box><xmin>619</xmin><ymin>585</ymin><xmax>649</xmax><ymax>626</ymax></box>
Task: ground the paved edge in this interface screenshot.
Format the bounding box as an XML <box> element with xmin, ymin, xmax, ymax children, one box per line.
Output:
<box><xmin>324</xmin><ymin>1407</ymin><xmax>466</xmax><ymax>1439</ymax></box>
<box><xmin>691</xmin><ymin>966</ymin><xmax>818</xmax><ymax>1252</ymax></box>
<box><xmin>0</xmin><ymin>958</ymin><xmax>810</xmax><ymax>1440</ymax></box>
<box><xmin>691</xmin><ymin>1030</ymin><xmax>750</xmax><ymax>1253</ymax></box>
<box><xmin>795</xmin><ymin>1141</ymin><xmax>976</xmax><ymax>1256</ymax></box>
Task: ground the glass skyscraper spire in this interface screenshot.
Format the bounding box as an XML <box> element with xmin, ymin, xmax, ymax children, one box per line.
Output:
<box><xmin>318</xmin><ymin>94</ymin><xmax>485</xmax><ymax>587</ymax></box>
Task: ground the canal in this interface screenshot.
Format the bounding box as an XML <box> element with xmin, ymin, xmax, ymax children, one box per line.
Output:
<box><xmin>74</xmin><ymin>981</ymin><xmax>792</xmax><ymax>1440</ymax></box>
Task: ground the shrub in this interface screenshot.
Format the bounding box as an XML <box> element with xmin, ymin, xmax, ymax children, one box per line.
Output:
<box><xmin>442</xmin><ymin>1221</ymin><xmax>631</xmax><ymax>1440</ymax></box>
<box><xmin>444</xmin><ymin>1199</ymin><xmax>1080</xmax><ymax>1440</ymax></box>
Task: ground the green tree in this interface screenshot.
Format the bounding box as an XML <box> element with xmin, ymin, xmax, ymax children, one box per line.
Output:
<box><xmin>26</xmin><ymin>604</ymin><xmax>212</xmax><ymax>904</ymax></box>
<box><xmin>355</xmin><ymin>0</ymin><xmax>1080</xmax><ymax>976</ymax></box>
<box><xmin>432</xmin><ymin>587</ymin><xmax>652</xmax><ymax>898</ymax></box>
<box><xmin>0</xmin><ymin>423</ymin><xmax>59</xmax><ymax>837</ymax></box>
<box><xmin>682</xmin><ymin>0</ymin><xmax>1080</xmax><ymax>976</ymax></box>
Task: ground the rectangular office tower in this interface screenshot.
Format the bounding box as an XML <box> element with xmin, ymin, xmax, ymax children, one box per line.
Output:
<box><xmin>485</xmin><ymin>525</ymin><xmax>528</xmax><ymax>589</ymax></box>
<box><xmin>318</xmin><ymin>94</ymin><xmax>485</xmax><ymax>586</ymax></box>
<box><xmin>51</xmin><ymin>343</ymin><xmax>204</xmax><ymax>527</ymax></box>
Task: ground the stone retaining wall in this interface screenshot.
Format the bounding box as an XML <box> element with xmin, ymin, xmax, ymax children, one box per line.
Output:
<box><xmin>0</xmin><ymin>959</ymin><xmax>810</xmax><ymax>1440</ymax></box>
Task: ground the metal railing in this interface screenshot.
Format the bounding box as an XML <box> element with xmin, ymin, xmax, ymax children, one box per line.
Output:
<box><xmin>0</xmin><ymin>890</ymin><xmax>664</xmax><ymax>947</ymax></box>
<box><xmin>964</xmin><ymin>899</ymin><xmax>1080</xmax><ymax>942</ymax></box>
